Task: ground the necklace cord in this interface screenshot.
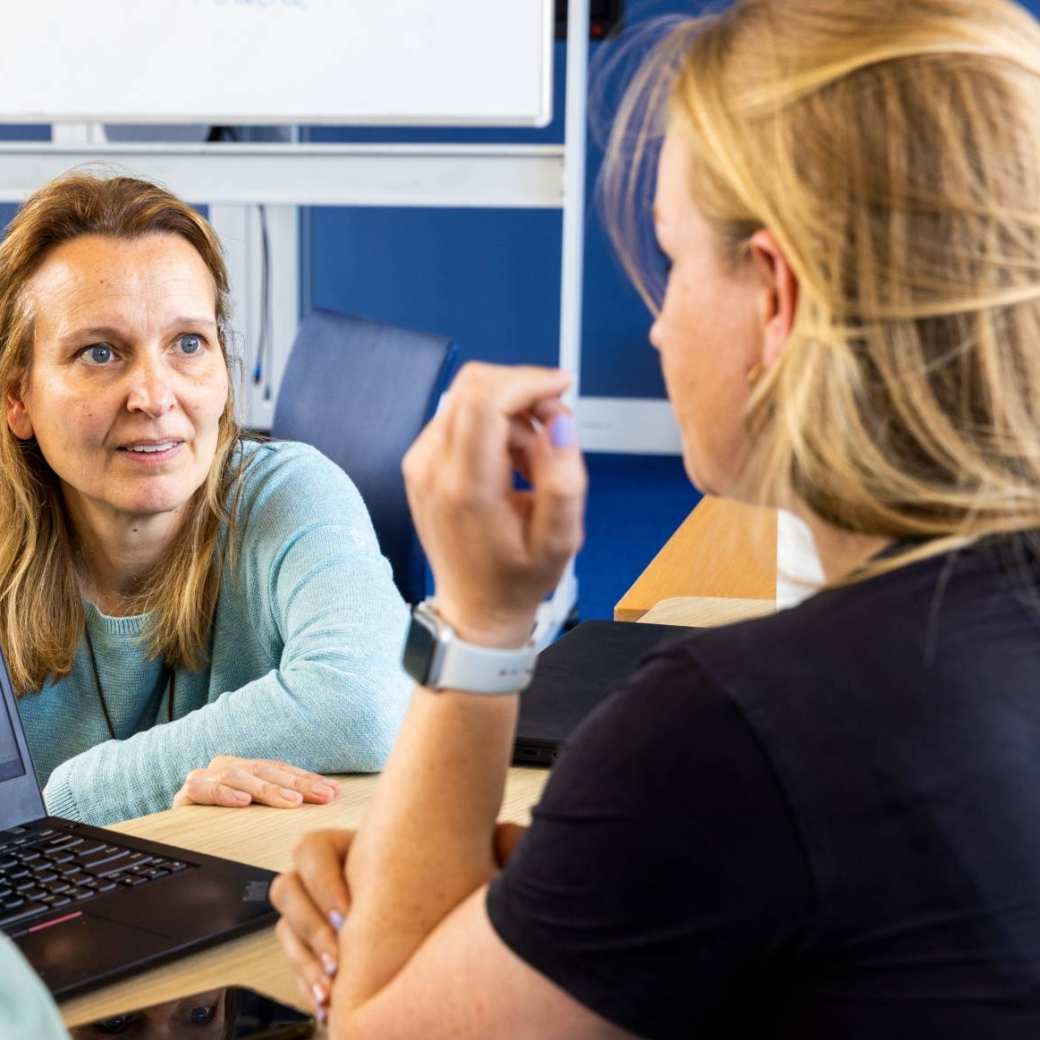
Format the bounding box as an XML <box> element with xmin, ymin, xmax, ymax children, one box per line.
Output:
<box><xmin>84</xmin><ymin>626</ymin><xmax>175</xmax><ymax>740</ymax></box>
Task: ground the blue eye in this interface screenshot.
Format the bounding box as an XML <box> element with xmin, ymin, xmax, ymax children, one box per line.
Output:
<box><xmin>178</xmin><ymin>333</ymin><xmax>203</xmax><ymax>355</ymax></box>
<box><xmin>84</xmin><ymin>344</ymin><xmax>114</xmax><ymax>365</ymax></box>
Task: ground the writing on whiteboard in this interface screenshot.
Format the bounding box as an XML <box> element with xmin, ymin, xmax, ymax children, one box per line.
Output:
<box><xmin>211</xmin><ymin>0</ymin><xmax>307</xmax><ymax>9</ymax></box>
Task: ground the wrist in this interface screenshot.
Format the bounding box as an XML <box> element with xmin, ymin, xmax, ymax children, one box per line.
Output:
<box><xmin>430</xmin><ymin>600</ymin><xmax>535</xmax><ymax>650</ymax></box>
<box><xmin>402</xmin><ymin>600</ymin><xmax>538</xmax><ymax>694</ymax></box>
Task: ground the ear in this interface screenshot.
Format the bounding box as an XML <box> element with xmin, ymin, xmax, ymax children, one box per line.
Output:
<box><xmin>748</xmin><ymin>229</ymin><xmax>799</xmax><ymax>370</ymax></box>
<box><xmin>6</xmin><ymin>377</ymin><xmax>34</xmax><ymax>441</ymax></box>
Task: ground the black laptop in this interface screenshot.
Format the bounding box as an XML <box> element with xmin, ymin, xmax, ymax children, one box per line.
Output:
<box><xmin>0</xmin><ymin>650</ymin><xmax>277</xmax><ymax>999</ymax></box>
<box><xmin>513</xmin><ymin>620</ymin><xmax>690</xmax><ymax>767</ymax></box>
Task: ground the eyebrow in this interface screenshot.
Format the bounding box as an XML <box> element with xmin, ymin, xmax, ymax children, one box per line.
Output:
<box><xmin>59</xmin><ymin>317</ymin><xmax>218</xmax><ymax>343</ymax></box>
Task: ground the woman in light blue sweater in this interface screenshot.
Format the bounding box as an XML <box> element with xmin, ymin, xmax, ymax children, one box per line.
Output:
<box><xmin>0</xmin><ymin>173</ymin><xmax>411</xmax><ymax>828</ymax></box>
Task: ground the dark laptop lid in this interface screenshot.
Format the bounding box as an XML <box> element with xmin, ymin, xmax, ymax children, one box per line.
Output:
<box><xmin>0</xmin><ymin>647</ymin><xmax>46</xmax><ymax>829</ymax></box>
<box><xmin>514</xmin><ymin>620</ymin><xmax>690</xmax><ymax>765</ymax></box>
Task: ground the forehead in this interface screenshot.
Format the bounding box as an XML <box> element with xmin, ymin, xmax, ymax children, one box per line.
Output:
<box><xmin>654</xmin><ymin>127</ymin><xmax>693</xmax><ymax>219</ymax></box>
<box><xmin>28</xmin><ymin>233</ymin><xmax>216</xmax><ymax>329</ymax></box>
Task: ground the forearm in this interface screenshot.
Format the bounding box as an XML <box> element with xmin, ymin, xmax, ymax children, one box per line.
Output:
<box><xmin>46</xmin><ymin>663</ymin><xmax>407</xmax><ymax>826</ymax></box>
<box><xmin>336</xmin><ymin>684</ymin><xmax>518</xmax><ymax>1011</ymax></box>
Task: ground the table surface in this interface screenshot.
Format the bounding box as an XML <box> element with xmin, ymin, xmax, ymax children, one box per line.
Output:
<box><xmin>60</xmin><ymin>768</ymin><xmax>551</xmax><ymax>1028</ymax></box>
<box><xmin>614</xmin><ymin>496</ymin><xmax>778</xmax><ymax>621</ymax></box>
<box><xmin>59</xmin><ymin>593</ymin><xmax>774</xmax><ymax>1029</ymax></box>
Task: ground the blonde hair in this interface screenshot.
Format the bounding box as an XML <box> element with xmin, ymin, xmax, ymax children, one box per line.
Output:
<box><xmin>603</xmin><ymin>0</ymin><xmax>1040</xmax><ymax>574</ymax></box>
<box><xmin>0</xmin><ymin>174</ymin><xmax>251</xmax><ymax>694</ymax></box>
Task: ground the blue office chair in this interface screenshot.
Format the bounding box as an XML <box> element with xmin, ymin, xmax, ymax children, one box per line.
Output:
<box><xmin>271</xmin><ymin>309</ymin><xmax>458</xmax><ymax>605</ymax></box>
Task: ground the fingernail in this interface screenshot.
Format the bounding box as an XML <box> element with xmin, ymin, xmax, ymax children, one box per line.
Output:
<box><xmin>233</xmin><ymin>791</ymin><xmax>250</xmax><ymax>804</ymax></box>
<box><xmin>329</xmin><ymin>909</ymin><xmax>346</xmax><ymax>932</ymax></box>
<box><xmin>311</xmin><ymin>981</ymin><xmax>327</xmax><ymax>1007</ymax></box>
<box><xmin>281</xmin><ymin>788</ymin><xmax>303</xmax><ymax>803</ymax></box>
<box><xmin>316</xmin><ymin>1005</ymin><xmax>328</xmax><ymax>1024</ymax></box>
<box><xmin>549</xmin><ymin>414</ymin><xmax>577</xmax><ymax>449</ymax></box>
<box><xmin>313</xmin><ymin>782</ymin><xmax>337</xmax><ymax>799</ymax></box>
<box><xmin>320</xmin><ymin>952</ymin><xmax>338</xmax><ymax>977</ymax></box>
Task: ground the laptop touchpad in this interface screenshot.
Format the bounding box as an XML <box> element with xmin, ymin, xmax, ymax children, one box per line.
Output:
<box><xmin>17</xmin><ymin>912</ymin><xmax>170</xmax><ymax>992</ymax></box>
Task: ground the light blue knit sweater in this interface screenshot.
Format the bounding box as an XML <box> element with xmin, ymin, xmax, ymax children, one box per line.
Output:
<box><xmin>16</xmin><ymin>439</ymin><xmax>413</xmax><ymax>827</ymax></box>
<box><xmin>0</xmin><ymin>934</ymin><xmax>67</xmax><ymax>1038</ymax></box>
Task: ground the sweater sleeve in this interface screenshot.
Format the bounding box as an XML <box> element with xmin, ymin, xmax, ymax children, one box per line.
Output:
<box><xmin>44</xmin><ymin>443</ymin><xmax>413</xmax><ymax>826</ymax></box>
<box><xmin>0</xmin><ymin>935</ymin><xmax>69</xmax><ymax>1039</ymax></box>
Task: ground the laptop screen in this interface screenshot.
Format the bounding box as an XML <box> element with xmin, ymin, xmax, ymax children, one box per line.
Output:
<box><xmin>0</xmin><ymin>647</ymin><xmax>45</xmax><ymax>828</ymax></box>
<box><xmin>0</xmin><ymin>691</ymin><xmax>26</xmax><ymax>783</ymax></box>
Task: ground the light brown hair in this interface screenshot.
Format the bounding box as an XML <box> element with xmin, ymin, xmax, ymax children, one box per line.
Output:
<box><xmin>0</xmin><ymin>173</ymin><xmax>249</xmax><ymax>694</ymax></box>
<box><xmin>602</xmin><ymin>0</ymin><xmax>1040</xmax><ymax>577</ymax></box>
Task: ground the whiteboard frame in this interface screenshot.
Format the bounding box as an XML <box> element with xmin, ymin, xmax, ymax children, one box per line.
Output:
<box><xmin>0</xmin><ymin>143</ymin><xmax>565</xmax><ymax>208</ymax></box>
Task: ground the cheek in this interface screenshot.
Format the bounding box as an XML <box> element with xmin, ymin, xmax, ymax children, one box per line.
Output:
<box><xmin>187</xmin><ymin>360</ymin><xmax>230</xmax><ymax>422</ymax></box>
<box><xmin>32</xmin><ymin>377</ymin><xmax>108</xmax><ymax>446</ymax></box>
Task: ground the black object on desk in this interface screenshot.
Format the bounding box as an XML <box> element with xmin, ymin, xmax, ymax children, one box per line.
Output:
<box><xmin>513</xmin><ymin>620</ymin><xmax>688</xmax><ymax>767</ymax></box>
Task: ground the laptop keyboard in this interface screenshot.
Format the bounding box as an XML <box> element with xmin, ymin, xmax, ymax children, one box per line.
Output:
<box><xmin>0</xmin><ymin>824</ymin><xmax>194</xmax><ymax>933</ymax></box>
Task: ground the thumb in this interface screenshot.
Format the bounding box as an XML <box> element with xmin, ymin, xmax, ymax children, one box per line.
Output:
<box><xmin>527</xmin><ymin>414</ymin><xmax>586</xmax><ymax>566</ymax></box>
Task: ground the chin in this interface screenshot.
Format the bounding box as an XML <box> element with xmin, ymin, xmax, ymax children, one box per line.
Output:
<box><xmin>119</xmin><ymin>498</ymin><xmax>192</xmax><ymax>519</ymax></box>
<box><xmin>681</xmin><ymin>451</ymin><xmax>715</xmax><ymax>497</ymax></box>
<box><xmin>118</xmin><ymin>481</ymin><xmax>203</xmax><ymax>517</ymax></box>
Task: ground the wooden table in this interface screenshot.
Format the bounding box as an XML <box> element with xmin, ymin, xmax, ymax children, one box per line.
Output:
<box><xmin>60</xmin><ymin>592</ymin><xmax>770</xmax><ymax>1030</ymax></box>
<box><xmin>614</xmin><ymin>496</ymin><xmax>778</xmax><ymax>621</ymax></box>
<box><xmin>59</xmin><ymin>768</ymin><xmax>550</xmax><ymax>1029</ymax></box>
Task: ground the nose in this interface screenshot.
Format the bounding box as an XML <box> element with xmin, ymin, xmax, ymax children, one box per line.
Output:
<box><xmin>125</xmin><ymin>353</ymin><xmax>176</xmax><ymax>417</ymax></box>
<box><xmin>648</xmin><ymin>316</ymin><xmax>663</xmax><ymax>353</ymax></box>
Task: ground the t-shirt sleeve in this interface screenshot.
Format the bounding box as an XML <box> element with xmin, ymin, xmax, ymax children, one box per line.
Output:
<box><xmin>486</xmin><ymin>645</ymin><xmax>815</xmax><ymax>1040</ymax></box>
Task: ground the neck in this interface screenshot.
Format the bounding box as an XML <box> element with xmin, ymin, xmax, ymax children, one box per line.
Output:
<box><xmin>64</xmin><ymin>490</ymin><xmax>184</xmax><ymax>616</ymax></box>
<box><xmin>798</xmin><ymin>509</ymin><xmax>891</xmax><ymax>583</ymax></box>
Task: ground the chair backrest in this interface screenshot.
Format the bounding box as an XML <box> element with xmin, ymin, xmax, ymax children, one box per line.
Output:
<box><xmin>271</xmin><ymin>309</ymin><xmax>458</xmax><ymax>605</ymax></box>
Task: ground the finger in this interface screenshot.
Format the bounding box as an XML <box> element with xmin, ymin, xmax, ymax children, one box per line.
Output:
<box><xmin>507</xmin><ymin>415</ymin><xmax>540</xmax><ymax>484</ymax></box>
<box><xmin>527</xmin><ymin>413</ymin><xmax>586</xmax><ymax>566</ymax></box>
<box><xmin>453</xmin><ymin>363</ymin><xmax>572</xmax><ymax>418</ymax></box>
<box><xmin>213</xmin><ymin>766</ymin><xmax>306</xmax><ymax>808</ymax></box>
<box><xmin>294</xmin><ymin>829</ymin><xmax>355</xmax><ymax>928</ymax></box>
<box><xmin>493</xmin><ymin>822</ymin><xmax>528</xmax><ymax>868</ymax></box>
<box><xmin>271</xmin><ymin>871</ymin><xmax>341</xmax><ymax>978</ymax></box>
<box><xmin>449</xmin><ymin>368</ymin><xmax>572</xmax><ymax>489</ymax></box>
<box><xmin>448</xmin><ymin>364</ymin><xmax>571</xmax><ymax>435</ymax></box>
<box><xmin>276</xmin><ymin>916</ymin><xmax>331</xmax><ymax>1011</ymax></box>
<box><xmin>251</xmin><ymin>762</ymin><xmax>338</xmax><ymax>803</ymax></box>
<box><xmin>177</xmin><ymin>770</ymin><xmax>253</xmax><ymax>807</ymax></box>
<box><xmin>511</xmin><ymin>401</ymin><xmax>571</xmax><ymax>483</ymax></box>
<box><xmin>403</xmin><ymin>412</ymin><xmax>450</xmax><ymax>517</ymax></box>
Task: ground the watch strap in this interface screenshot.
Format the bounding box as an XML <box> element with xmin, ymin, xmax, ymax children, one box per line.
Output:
<box><xmin>435</xmin><ymin>635</ymin><xmax>537</xmax><ymax>694</ymax></box>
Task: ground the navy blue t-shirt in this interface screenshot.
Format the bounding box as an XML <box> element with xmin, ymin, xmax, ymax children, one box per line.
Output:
<box><xmin>487</xmin><ymin>537</ymin><xmax>1040</xmax><ymax>1038</ymax></box>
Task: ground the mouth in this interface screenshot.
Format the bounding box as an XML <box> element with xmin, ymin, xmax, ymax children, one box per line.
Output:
<box><xmin>116</xmin><ymin>440</ymin><xmax>185</xmax><ymax>463</ymax></box>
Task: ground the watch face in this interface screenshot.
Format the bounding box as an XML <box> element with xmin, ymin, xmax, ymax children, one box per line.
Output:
<box><xmin>403</xmin><ymin>612</ymin><xmax>437</xmax><ymax>685</ymax></box>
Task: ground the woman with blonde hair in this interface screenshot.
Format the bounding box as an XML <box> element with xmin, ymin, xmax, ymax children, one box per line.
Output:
<box><xmin>264</xmin><ymin>0</ymin><xmax>1040</xmax><ymax>1035</ymax></box>
<box><xmin>0</xmin><ymin>174</ymin><xmax>410</xmax><ymax>829</ymax></box>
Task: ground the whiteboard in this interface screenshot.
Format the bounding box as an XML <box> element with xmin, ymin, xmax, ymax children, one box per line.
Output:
<box><xmin>3</xmin><ymin>0</ymin><xmax>554</xmax><ymax>127</ymax></box>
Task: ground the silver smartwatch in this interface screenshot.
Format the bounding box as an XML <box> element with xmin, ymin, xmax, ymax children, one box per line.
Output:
<box><xmin>402</xmin><ymin>600</ymin><xmax>537</xmax><ymax>694</ymax></box>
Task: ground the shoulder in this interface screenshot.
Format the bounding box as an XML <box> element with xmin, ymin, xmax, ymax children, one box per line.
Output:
<box><xmin>675</xmin><ymin>541</ymin><xmax>1030</xmax><ymax>718</ymax></box>
<box><xmin>229</xmin><ymin>438</ymin><xmax>372</xmax><ymax>536</ymax></box>
<box><xmin>542</xmin><ymin>636</ymin><xmax>773</xmax><ymax>818</ymax></box>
